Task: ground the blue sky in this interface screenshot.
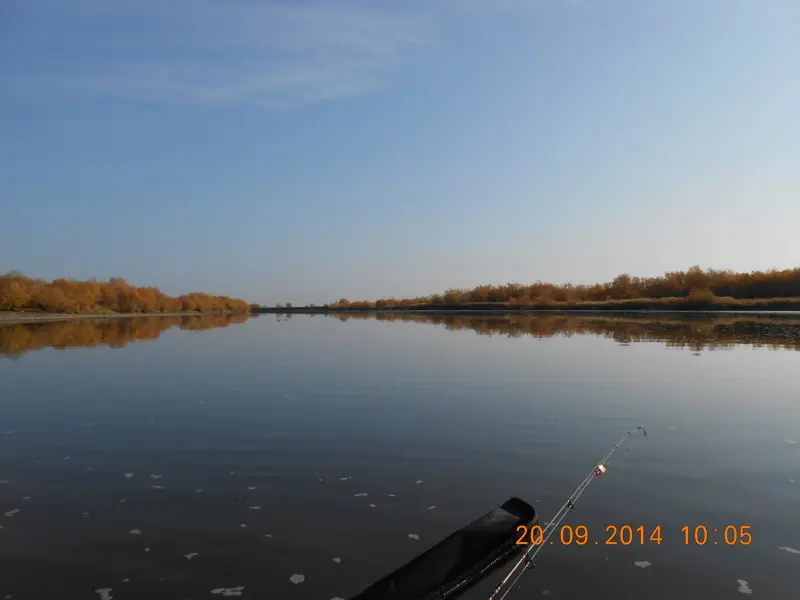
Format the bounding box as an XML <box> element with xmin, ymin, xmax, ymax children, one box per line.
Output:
<box><xmin>1</xmin><ymin>0</ymin><xmax>798</xmax><ymax>305</ymax></box>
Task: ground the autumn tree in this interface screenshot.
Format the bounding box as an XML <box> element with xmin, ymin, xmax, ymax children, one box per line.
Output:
<box><xmin>0</xmin><ymin>273</ymin><xmax>251</xmax><ymax>315</ymax></box>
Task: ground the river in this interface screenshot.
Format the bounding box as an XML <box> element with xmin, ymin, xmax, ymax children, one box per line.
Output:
<box><xmin>1</xmin><ymin>313</ymin><xmax>798</xmax><ymax>599</ymax></box>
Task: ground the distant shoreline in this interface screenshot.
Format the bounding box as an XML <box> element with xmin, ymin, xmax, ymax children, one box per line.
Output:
<box><xmin>0</xmin><ymin>311</ymin><xmax>245</xmax><ymax>325</ymax></box>
<box><xmin>252</xmin><ymin>305</ymin><xmax>800</xmax><ymax>317</ymax></box>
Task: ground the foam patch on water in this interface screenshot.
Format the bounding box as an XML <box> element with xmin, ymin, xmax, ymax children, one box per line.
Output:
<box><xmin>388</xmin><ymin>494</ymin><xmax>395</xmax><ymax>497</ymax></box>
<box><xmin>247</xmin><ymin>486</ymin><xmax>256</xmax><ymax>490</ymax></box>
<box><xmin>195</xmin><ymin>489</ymin><xmax>204</xmax><ymax>492</ymax></box>
<box><xmin>184</xmin><ymin>552</ymin><xmax>199</xmax><ymax>560</ymax></box>
<box><xmin>786</xmin><ymin>440</ymin><xmax>797</xmax><ymax>445</ymax></box>
<box><xmin>63</xmin><ymin>456</ymin><xmax>71</xmax><ymax>460</ymax></box>
<box><xmin>667</xmin><ymin>426</ymin><xmax>677</xmax><ymax>431</ymax></box>
<box><xmin>416</xmin><ymin>480</ymin><xmax>423</xmax><ymax>484</ymax></box>
<box><xmin>4</xmin><ymin>509</ymin><xmax>20</xmax><ymax>517</ymax></box>
<box><xmin>94</xmin><ymin>589</ymin><xmax>113</xmax><ymax>600</ymax></box>
<box><xmin>634</xmin><ymin>561</ymin><xmax>651</xmax><ymax>568</ymax></box>
<box><xmin>151</xmin><ymin>485</ymin><xmax>165</xmax><ymax>490</ymax></box>
<box><xmin>240</xmin><ymin>523</ymin><xmax>247</xmax><ymax>528</ymax></box>
<box><xmin>118</xmin><ymin>498</ymin><xmax>126</xmax><ymax>503</ymax></box>
<box><xmin>22</xmin><ymin>496</ymin><xmax>31</xmax><ymax>501</ymax></box>
<box><xmin>737</xmin><ymin>579</ymin><xmax>752</xmax><ymax>595</ymax></box>
<box><xmin>369</xmin><ymin>503</ymin><xmax>376</xmax><ymax>508</ymax></box>
<box><xmin>144</xmin><ymin>548</ymin><xmax>150</xmax><ymax>553</ymax></box>
<box><xmin>129</xmin><ymin>529</ymin><xmax>141</xmax><ymax>535</ymax></box>
<box><xmin>778</xmin><ymin>546</ymin><xmax>800</xmax><ymax>554</ymax></box>
<box><xmin>265</xmin><ymin>534</ymin><xmax>273</xmax><ymax>538</ymax></box>
<box><xmin>408</xmin><ymin>534</ymin><xmax>420</xmax><ymax>540</ymax></box>
<box><xmin>289</xmin><ymin>574</ymin><xmax>305</xmax><ymax>584</ymax></box>
<box><xmin>149</xmin><ymin>474</ymin><xmax>162</xmax><ymax>480</ymax></box>
<box><xmin>249</xmin><ymin>506</ymin><xmax>260</xmax><ymax>510</ymax></box>
<box><xmin>354</xmin><ymin>493</ymin><xmax>367</xmax><ymax>497</ymax></box>
<box><xmin>2</xmin><ymin>431</ymin><xmax>13</xmax><ymax>435</ymax></box>
<box><xmin>82</xmin><ymin>512</ymin><xmax>90</xmax><ymax>517</ymax></box>
<box><xmin>211</xmin><ymin>586</ymin><xmax>244</xmax><ymax>597</ymax></box>
<box><xmin>0</xmin><ymin>481</ymin><xmax>8</xmax><ymax>484</ymax></box>
<box><xmin>789</xmin><ymin>479</ymin><xmax>796</xmax><ymax>484</ymax></box>
<box><xmin>332</xmin><ymin>557</ymin><xmax>342</xmax><ymax>563</ymax></box>
<box><xmin>339</xmin><ymin>477</ymin><xmax>351</xmax><ymax>481</ymax></box>
<box><xmin>427</xmin><ymin>505</ymin><xmax>436</xmax><ymax>510</ymax></box>
<box><xmin>123</xmin><ymin>473</ymin><xmax>134</xmax><ymax>479</ymax></box>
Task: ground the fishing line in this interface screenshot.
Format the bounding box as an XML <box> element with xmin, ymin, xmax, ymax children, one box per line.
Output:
<box><xmin>488</xmin><ymin>426</ymin><xmax>647</xmax><ymax>600</ymax></box>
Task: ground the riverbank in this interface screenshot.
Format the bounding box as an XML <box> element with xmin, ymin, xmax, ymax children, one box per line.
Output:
<box><xmin>0</xmin><ymin>311</ymin><xmax>248</xmax><ymax>325</ymax></box>
<box><xmin>253</xmin><ymin>296</ymin><xmax>800</xmax><ymax>316</ymax></box>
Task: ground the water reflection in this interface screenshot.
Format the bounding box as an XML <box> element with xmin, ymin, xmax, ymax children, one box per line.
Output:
<box><xmin>330</xmin><ymin>312</ymin><xmax>800</xmax><ymax>351</ymax></box>
<box><xmin>0</xmin><ymin>313</ymin><xmax>254</xmax><ymax>359</ymax></box>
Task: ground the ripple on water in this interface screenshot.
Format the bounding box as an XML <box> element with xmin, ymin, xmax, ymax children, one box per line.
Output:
<box><xmin>778</xmin><ymin>546</ymin><xmax>800</xmax><ymax>554</ymax></box>
<box><xmin>210</xmin><ymin>586</ymin><xmax>244</xmax><ymax>597</ymax></box>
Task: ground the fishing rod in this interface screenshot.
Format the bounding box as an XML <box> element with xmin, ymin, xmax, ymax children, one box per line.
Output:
<box><xmin>487</xmin><ymin>425</ymin><xmax>648</xmax><ymax>600</ymax></box>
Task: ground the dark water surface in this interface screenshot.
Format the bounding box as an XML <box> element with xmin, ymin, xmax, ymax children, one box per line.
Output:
<box><xmin>1</xmin><ymin>313</ymin><xmax>799</xmax><ymax>599</ymax></box>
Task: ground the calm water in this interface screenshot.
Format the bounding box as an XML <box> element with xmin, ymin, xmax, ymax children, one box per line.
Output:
<box><xmin>1</xmin><ymin>313</ymin><xmax>799</xmax><ymax>599</ymax></box>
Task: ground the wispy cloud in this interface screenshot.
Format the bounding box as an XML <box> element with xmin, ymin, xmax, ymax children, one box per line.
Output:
<box><xmin>41</xmin><ymin>1</ymin><xmax>432</xmax><ymax>109</ymax></box>
<box><xmin>15</xmin><ymin>0</ymin><xmax>582</xmax><ymax>108</ymax></box>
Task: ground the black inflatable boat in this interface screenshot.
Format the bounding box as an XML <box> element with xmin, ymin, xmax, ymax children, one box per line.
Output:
<box><xmin>350</xmin><ymin>497</ymin><xmax>537</xmax><ymax>600</ymax></box>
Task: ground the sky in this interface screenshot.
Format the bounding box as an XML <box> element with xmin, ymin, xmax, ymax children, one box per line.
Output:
<box><xmin>1</xmin><ymin>0</ymin><xmax>798</xmax><ymax>305</ymax></box>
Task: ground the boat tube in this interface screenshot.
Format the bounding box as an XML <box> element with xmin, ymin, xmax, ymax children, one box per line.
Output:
<box><xmin>350</xmin><ymin>497</ymin><xmax>537</xmax><ymax>600</ymax></box>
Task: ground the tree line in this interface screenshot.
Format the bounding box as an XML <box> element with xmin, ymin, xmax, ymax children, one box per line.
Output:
<box><xmin>0</xmin><ymin>273</ymin><xmax>251</xmax><ymax>314</ymax></box>
<box><xmin>327</xmin><ymin>266</ymin><xmax>800</xmax><ymax>309</ymax></box>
